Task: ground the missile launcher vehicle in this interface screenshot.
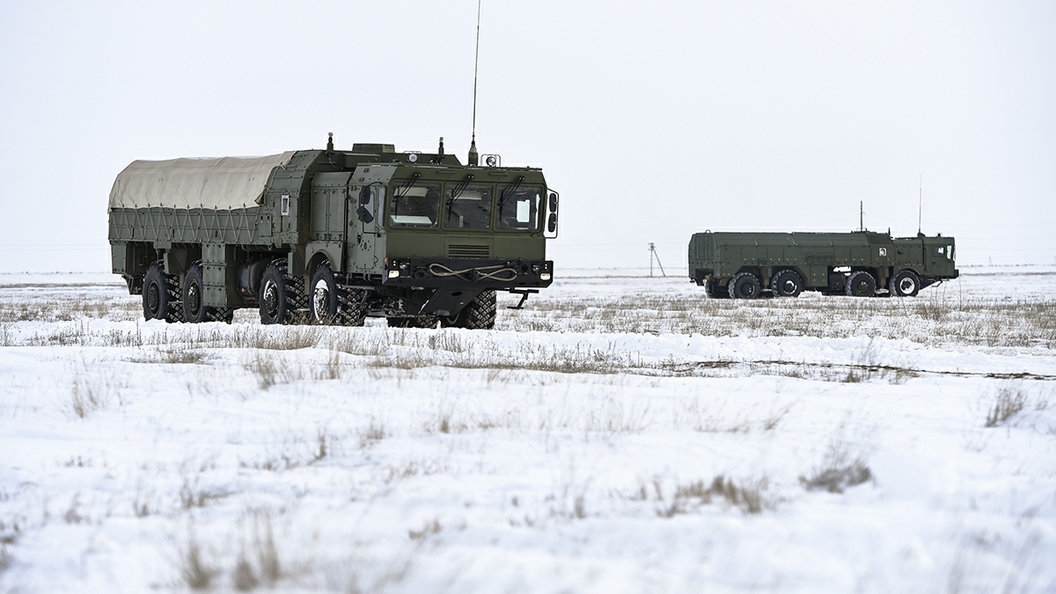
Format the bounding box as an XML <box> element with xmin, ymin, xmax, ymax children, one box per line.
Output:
<box><xmin>688</xmin><ymin>230</ymin><xmax>957</xmax><ymax>298</ymax></box>
<box><xmin>108</xmin><ymin>136</ymin><xmax>558</xmax><ymax>327</ymax></box>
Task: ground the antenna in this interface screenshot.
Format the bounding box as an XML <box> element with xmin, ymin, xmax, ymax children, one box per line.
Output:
<box><xmin>648</xmin><ymin>243</ymin><xmax>667</xmax><ymax>278</ymax></box>
<box><xmin>467</xmin><ymin>0</ymin><xmax>482</xmax><ymax>166</ymax></box>
<box><xmin>859</xmin><ymin>201</ymin><xmax>864</xmax><ymax>232</ymax></box>
<box><xmin>918</xmin><ymin>174</ymin><xmax>923</xmax><ymax>235</ymax></box>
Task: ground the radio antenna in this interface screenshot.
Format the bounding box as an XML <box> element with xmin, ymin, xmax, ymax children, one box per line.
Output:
<box><xmin>917</xmin><ymin>175</ymin><xmax>923</xmax><ymax>235</ymax></box>
<box><xmin>468</xmin><ymin>0</ymin><xmax>482</xmax><ymax>166</ymax></box>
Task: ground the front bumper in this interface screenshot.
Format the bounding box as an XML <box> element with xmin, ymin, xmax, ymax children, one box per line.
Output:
<box><xmin>383</xmin><ymin>257</ymin><xmax>554</xmax><ymax>289</ymax></box>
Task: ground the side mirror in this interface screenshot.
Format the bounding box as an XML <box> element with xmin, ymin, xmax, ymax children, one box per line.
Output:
<box><xmin>356</xmin><ymin>186</ymin><xmax>374</xmax><ymax>223</ymax></box>
<box><xmin>544</xmin><ymin>190</ymin><xmax>559</xmax><ymax>238</ymax></box>
<box><xmin>356</xmin><ymin>205</ymin><xmax>374</xmax><ymax>224</ymax></box>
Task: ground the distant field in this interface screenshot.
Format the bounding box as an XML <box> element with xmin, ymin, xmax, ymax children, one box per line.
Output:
<box><xmin>1</xmin><ymin>267</ymin><xmax>1054</xmax><ymax>592</ymax></box>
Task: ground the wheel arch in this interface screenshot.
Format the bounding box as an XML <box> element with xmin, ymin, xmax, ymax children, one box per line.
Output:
<box><xmin>768</xmin><ymin>265</ymin><xmax>806</xmax><ymax>284</ymax></box>
<box><xmin>306</xmin><ymin>242</ymin><xmax>343</xmax><ymax>275</ymax></box>
<box><xmin>306</xmin><ymin>250</ymin><xmax>334</xmax><ymax>280</ymax></box>
<box><xmin>890</xmin><ymin>265</ymin><xmax>922</xmax><ymax>277</ymax></box>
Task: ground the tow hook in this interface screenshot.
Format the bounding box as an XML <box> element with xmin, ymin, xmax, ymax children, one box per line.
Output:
<box><xmin>507</xmin><ymin>289</ymin><xmax>538</xmax><ymax>310</ymax></box>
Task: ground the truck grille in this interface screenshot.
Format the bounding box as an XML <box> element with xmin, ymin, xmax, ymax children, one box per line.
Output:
<box><xmin>447</xmin><ymin>244</ymin><xmax>490</xmax><ymax>258</ymax></box>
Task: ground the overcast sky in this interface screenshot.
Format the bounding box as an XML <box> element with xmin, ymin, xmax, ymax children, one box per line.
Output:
<box><xmin>1</xmin><ymin>1</ymin><xmax>1053</xmax><ymax>273</ymax></box>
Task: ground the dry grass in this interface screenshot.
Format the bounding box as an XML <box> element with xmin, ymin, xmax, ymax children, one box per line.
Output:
<box><xmin>67</xmin><ymin>363</ymin><xmax>126</xmax><ymax>419</ymax></box>
<box><xmin>984</xmin><ymin>383</ymin><xmax>1028</xmax><ymax>428</ymax></box>
<box><xmin>4</xmin><ymin>273</ymin><xmax>1055</xmax><ymax>352</ymax></box>
<box><xmin>180</xmin><ymin>528</ymin><xmax>219</xmax><ymax>591</ymax></box>
<box><xmin>655</xmin><ymin>475</ymin><xmax>775</xmax><ymax>516</ymax></box>
<box><xmin>69</xmin><ymin>377</ymin><xmax>110</xmax><ymax>419</ymax></box>
<box><xmin>800</xmin><ymin>436</ymin><xmax>873</xmax><ymax>493</ymax></box>
<box><xmin>233</xmin><ymin>513</ymin><xmax>283</xmax><ymax>591</ymax></box>
<box><xmin>520</xmin><ymin>291</ymin><xmax>1056</xmax><ymax>349</ymax></box>
<box><xmin>359</xmin><ymin>419</ymin><xmax>387</xmax><ymax>447</ymax></box>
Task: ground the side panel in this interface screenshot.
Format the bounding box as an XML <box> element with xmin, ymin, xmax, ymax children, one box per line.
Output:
<box><xmin>309</xmin><ymin>172</ymin><xmax>352</xmax><ymax>272</ymax></box>
<box><xmin>108</xmin><ymin>207</ymin><xmax>267</xmax><ymax>246</ymax></box>
<box><xmin>110</xmin><ymin>242</ymin><xmax>152</xmax><ymax>276</ymax></box>
<box><xmin>202</xmin><ymin>243</ymin><xmax>243</xmax><ymax>308</ymax></box>
<box><xmin>310</xmin><ymin>172</ymin><xmax>351</xmax><ymax>242</ymax></box>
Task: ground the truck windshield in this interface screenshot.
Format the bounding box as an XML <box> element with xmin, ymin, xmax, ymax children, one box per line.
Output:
<box><xmin>445</xmin><ymin>184</ymin><xmax>493</xmax><ymax>230</ymax></box>
<box><xmin>497</xmin><ymin>185</ymin><xmax>542</xmax><ymax>231</ymax></box>
<box><xmin>389</xmin><ymin>182</ymin><xmax>441</xmax><ymax>227</ymax></box>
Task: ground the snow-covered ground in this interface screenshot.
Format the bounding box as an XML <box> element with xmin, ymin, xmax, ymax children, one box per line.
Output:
<box><xmin>1</xmin><ymin>267</ymin><xmax>1054</xmax><ymax>593</ymax></box>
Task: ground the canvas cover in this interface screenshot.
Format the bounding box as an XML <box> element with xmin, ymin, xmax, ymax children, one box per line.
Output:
<box><xmin>108</xmin><ymin>152</ymin><xmax>297</xmax><ymax>211</ymax></box>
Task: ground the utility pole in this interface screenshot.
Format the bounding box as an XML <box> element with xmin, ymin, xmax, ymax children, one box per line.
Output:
<box><xmin>648</xmin><ymin>243</ymin><xmax>666</xmax><ymax>277</ymax></box>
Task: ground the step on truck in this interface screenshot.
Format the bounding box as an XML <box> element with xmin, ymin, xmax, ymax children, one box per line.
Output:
<box><xmin>688</xmin><ymin>231</ymin><xmax>958</xmax><ymax>299</ymax></box>
<box><xmin>108</xmin><ymin>136</ymin><xmax>558</xmax><ymax>328</ymax></box>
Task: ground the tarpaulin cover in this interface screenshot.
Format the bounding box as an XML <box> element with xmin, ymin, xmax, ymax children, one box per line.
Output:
<box><xmin>108</xmin><ymin>152</ymin><xmax>296</xmax><ymax>211</ymax></box>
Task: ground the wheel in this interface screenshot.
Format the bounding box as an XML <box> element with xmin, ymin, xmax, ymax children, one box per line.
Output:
<box><xmin>182</xmin><ymin>261</ymin><xmax>228</xmax><ymax>323</ymax></box>
<box><xmin>439</xmin><ymin>290</ymin><xmax>496</xmax><ymax>329</ymax></box>
<box><xmin>259</xmin><ymin>259</ymin><xmax>305</xmax><ymax>325</ymax></box>
<box><xmin>845</xmin><ymin>271</ymin><xmax>877</xmax><ymax>297</ymax></box>
<box><xmin>311</xmin><ymin>264</ymin><xmax>367</xmax><ymax>326</ymax></box>
<box><xmin>888</xmin><ymin>269</ymin><xmax>920</xmax><ymax>297</ymax></box>
<box><xmin>142</xmin><ymin>261</ymin><xmax>182</xmax><ymax>323</ymax></box>
<box><xmin>309</xmin><ymin>262</ymin><xmax>342</xmax><ymax>324</ymax></box>
<box><xmin>770</xmin><ymin>270</ymin><xmax>804</xmax><ymax>297</ymax></box>
<box><xmin>728</xmin><ymin>272</ymin><xmax>762</xmax><ymax>299</ymax></box>
<box><xmin>340</xmin><ymin>288</ymin><xmax>367</xmax><ymax>326</ymax></box>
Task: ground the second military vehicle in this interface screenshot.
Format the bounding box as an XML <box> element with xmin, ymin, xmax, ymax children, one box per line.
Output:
<box><xmin>688</xmin><ymin>231</ymin><xmax>958</xmax><ymax>298</ymax></box>
<box><xmin>108</xmin><ymin>136</ymin><xmax>558</xmax><ymax>328</ymax></box>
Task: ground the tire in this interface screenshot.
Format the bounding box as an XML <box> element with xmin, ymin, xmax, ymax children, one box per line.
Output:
<box><xmin>182</xmin><ymin>261</ymin><xmax>228</xmax><ymax>323</ymax></box>
<box><xmin>309</xmin><ymin>262</ymin><xmax>341</xmax><ymax>325</ymax></box>
<box><xmin>440</xmin><ymin>290</ymin><xmax>496</xmax><ymax>329</ymax></box>
<box><xmin>845</xmin><ymin>271</ymin><xmax>877</xmax><ymax>297</ymax></box>
<box><xmin>259</xmin><ymin>259</ymin><xmax>305</xmax><ymax>325</ymax></box>
<box><xmin>888</xmin><ymin>269</ymin><xmax>920</xmax><ymax>297</ymax></box>
<box><xmin>340</xmin><ymin>288</ymin><xmax>367</xmax><ymax>326</ymax></box>
<box><xmin>311</xmin><ymin>263</ymin><xmax>367</xmax><ymax>326</ymax></box>
<box><xmin>728</xmin><ymin>272</ymin><xmax>762</xmax><ymax>299</ymax></box>
<box><xmin>770</xmin><ymin>269</ymin><xmax>803</xmax><ymax>297</ymax></box>
<box><xmin>143</xmin><ymin>261</ymin><xmax>182</xmax><ymax>323</ymax></box>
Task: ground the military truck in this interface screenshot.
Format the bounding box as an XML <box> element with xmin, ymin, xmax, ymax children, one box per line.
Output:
<box><xmin>108</xmin><ymin>136</ymin><xmax>558</xmax><ymax>328</ymax></box>
<box><xmin>688</xmin><ymin>231</ymin><xmax>957</xmax><ymax>298</ymax></box>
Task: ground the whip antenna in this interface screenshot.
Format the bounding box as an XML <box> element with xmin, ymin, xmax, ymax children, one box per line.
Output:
<box><xmin>918</xmin><ymin>175</ymin><xmax>923</xmax><ymax>235</ymax></box>
<box><xmin>468</xmin><ymin>0</ymin><xmax>482</xmax><ymax>166</ymax></box>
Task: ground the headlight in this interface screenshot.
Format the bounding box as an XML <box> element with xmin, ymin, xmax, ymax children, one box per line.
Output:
<box><xmin>388</xmin><ymin>269</ymin><xmax>401</xmax><ymax>279</ymax></box>
<box><xmin>539</xmin><ymin>273</ymin><xmax>551</xmax><ymax>281</ymax></box>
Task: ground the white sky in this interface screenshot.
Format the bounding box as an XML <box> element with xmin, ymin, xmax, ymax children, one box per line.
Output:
<box><xmin>1</xmin><ymin>1</ymin><xmax>1053</xmax><ymax>272</ymax></box>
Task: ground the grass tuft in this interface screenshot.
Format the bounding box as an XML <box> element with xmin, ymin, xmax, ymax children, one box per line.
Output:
<box><xmin>408</xmin><ymin>519</ymin><xmax>442</xmax><ymax>540</ymax></box>
<box><xmin>800</xmin><ymin>436</ymin><xmax>872</xmax><ymax>493</ymax></box>
<box><xmin>180</xmin><ymin>530</ymin><xmax>218</xmax><ymax>591</ymax></box>
<box><xmin>984</xmin><ymin>383</ymin><xmax>1027</xmax><ymax>428</ymax></box>
<box><xmin>657</xmin><ymin>475</ymin><xmax>773</xmax><ymax>516</ymax></box>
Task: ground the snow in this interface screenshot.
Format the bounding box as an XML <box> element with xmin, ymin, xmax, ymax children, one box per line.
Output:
<box><xmin>1</xmin><ymin>267</ymin><xmax>1055</xmax><ymax>592</ymax></box>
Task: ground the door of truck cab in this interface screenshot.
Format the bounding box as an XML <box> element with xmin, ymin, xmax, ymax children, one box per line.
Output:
<box><xmin>923</xmin><ymin>238</ymin><xmax>954</xmax><ymax>275</ymax></box>
<box><xmin>347</xmin><ymin>164</ymin><xmax>396</xmax><ymax>274</ymax></box>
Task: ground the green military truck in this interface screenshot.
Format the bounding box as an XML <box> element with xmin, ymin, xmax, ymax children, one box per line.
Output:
<box><xmin>108</xmin><ymin>136</ymin><xmax>558</xmax><ymax>328</ymax></box>
<box><xmin>688</xmin><ymin>231</ymin><xmax>958</xmax><ymax>298</ymax></box>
